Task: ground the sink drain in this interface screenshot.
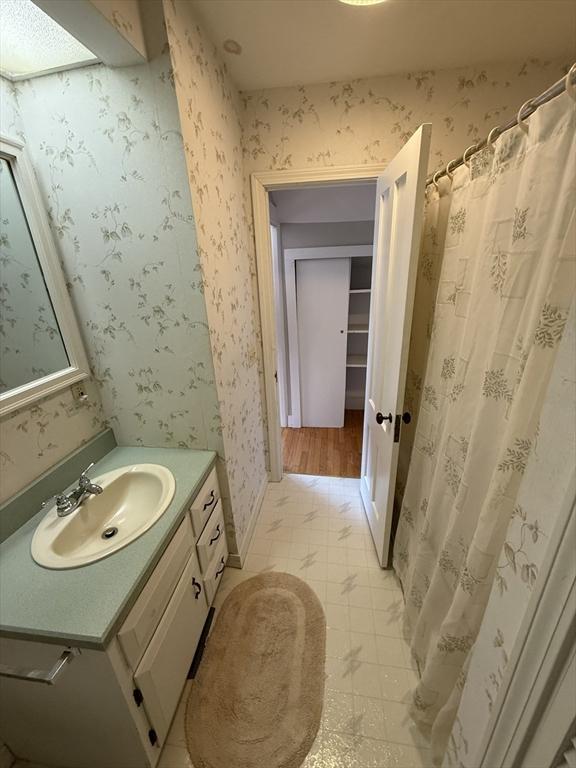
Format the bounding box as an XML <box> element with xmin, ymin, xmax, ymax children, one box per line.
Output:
<box><xmin>102</xmin><ymin>526</ymin><xmax>118</xmax><ymax>540</ymax></box>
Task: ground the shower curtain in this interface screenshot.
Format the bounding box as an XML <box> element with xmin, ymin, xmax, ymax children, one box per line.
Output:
<box><xmin>394</xmin><ymin>91</ymin><xmax>575</xmax><ymax>763</ymax></box>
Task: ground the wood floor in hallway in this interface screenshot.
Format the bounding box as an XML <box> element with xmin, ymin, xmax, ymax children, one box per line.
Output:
<box><xmin>282</xmin><ymin>410</ymin><xmax>364</xmax><ymax>478</ymax></box>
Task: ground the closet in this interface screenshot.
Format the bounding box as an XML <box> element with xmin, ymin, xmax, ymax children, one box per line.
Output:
<box><xmin>288</xmin><ymin>247</ymin><xmax>373</xmax><ymax>428</ymax></box>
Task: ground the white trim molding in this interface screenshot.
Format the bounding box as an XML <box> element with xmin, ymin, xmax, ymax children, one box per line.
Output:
<box><xmin>0</xmin><ymin>135</ymin><xmax>90</xmax><ymax>416</ymax></box>
<box><xmin>250</xmin><ymin>163</ymin><xmax>387</xmax><ymax>481</ymax></box>
<box><xmin>227</xmin><ymin>475</ymin><xmax>268</xmax><ymax>569</ymax></box>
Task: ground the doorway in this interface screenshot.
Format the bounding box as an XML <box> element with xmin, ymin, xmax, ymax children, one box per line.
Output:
<box><xmin>267</xmin><ymin>182</ymin><xmax>377</xmax><ymax>479</ymax></box>
<box><xmin>253</xmin><ymin>126</ymin><xmax>431</xmax><ymax>568</ymax></box>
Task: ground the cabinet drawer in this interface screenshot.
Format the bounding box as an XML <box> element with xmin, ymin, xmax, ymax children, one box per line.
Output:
<box><xmin>134</xmin><ymin>550</ymin><xmax>208</xmax><ymax>746</ymax></box>
<box><xmin>196</xmin><ymin>499</ymin><xmax>225</xmax><ymax>573</ymax></box>
<box><xmin>203</xmin><ymin>537</ymin><xmax>228</xmax><ymax>606</ymax></box>
<box><xmin>118</xmin><ymin>517</ymin><xmax>193</xmax><ymax>670</ymax></box>
<box><xmin>189</xmin><ymin>466</ymin><xmax>220</xmax><ymax>537</ymax></box>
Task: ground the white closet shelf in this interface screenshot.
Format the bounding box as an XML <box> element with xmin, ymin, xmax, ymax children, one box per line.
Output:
<box><xmin>348</xmin><ymin>324</ymin><xmax>369</xmax><ymax>334</ymax></box>
<box><xmin>346</xmin><ymin>355</ymin><xmax>367</xmax><ymax>368</ymax></box>
<box><xmin>349</xmin><ymin>288</ymin><xmax>371</xmax><ymax>294</ymax></box>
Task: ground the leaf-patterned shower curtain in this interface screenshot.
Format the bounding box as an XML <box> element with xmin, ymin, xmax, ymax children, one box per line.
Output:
<box><xmin>394</xmin><ymin>91</ymin><xmax>575</xmax><ymax>763</ymax></box>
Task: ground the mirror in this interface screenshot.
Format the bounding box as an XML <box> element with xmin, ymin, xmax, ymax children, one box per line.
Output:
<box><xmin>0</xmin><ymin>136</ymin><xmax>89</xmax><ymax>415</ymax></box>
<box><xmin>0</xmin><ymin>157</ymin><xmax>70</xmax><ymax>391</ymax></box>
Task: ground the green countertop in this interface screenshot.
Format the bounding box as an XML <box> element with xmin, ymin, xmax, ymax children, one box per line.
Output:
<box><xmin>0</xmin><ymin>447</ymin><xmax>216</xmax><ymax>649</ymax></box>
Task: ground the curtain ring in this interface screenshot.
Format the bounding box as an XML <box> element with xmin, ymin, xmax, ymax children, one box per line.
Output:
<box><xmin>487</xmin><ymin>126</ymin><xmax>501</xmax><ymax>151</ymax></box>
<box><xmin>445</xmin><ymin>158</ymin><xmax>458</xmax><ymax>180</ymax></box>
<box><xmin>432</xmin><ymin>170</ymin><xmax>442</xmax><ymax>191</ymax></box>
<box><xmin>463</xmin><ymin>143</ymin><xmax>478</xmax><ymax>170</ymax></box>
<box><xmin>517</xmin><ymin>98</ymin><xmax>535</xmax><ymax>134</ymax></box>
<box><xmin>566</xmin><ymin>62</ymin><xmax>576</xmax><ymax>101</ymax></box>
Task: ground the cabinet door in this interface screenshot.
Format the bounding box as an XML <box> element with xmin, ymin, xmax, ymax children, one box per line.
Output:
<box><xmin>118</xmin><ymin>516</ymin><xmax>193</xmax><ymax>670</ymax></box>
<box><xmin>297</xmin><ymin>257</ymin><xmax>351</xmax><ymax>427</ymax></box>
<box><xmin>134</xmin><ymin>551</ymin><xmax>208</xmax><ymax>745</ymax></box>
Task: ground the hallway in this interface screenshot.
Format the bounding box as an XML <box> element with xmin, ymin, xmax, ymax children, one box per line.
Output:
<box><xmin>282</xmin><ymin>410</ymin><xmax>364</xmax><ymax>478</ymax></box>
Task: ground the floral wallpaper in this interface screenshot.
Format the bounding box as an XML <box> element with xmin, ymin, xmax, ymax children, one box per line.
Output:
<box><xmin>0</xmin><ymin>54</ymin><xmax>227</xmax><ymax>524</ymax></box>
<box><xmin>163</xmin><ymin>0</ymin><xmax>268</xmax><ymax>555</ymax></box>
<box><xmin>90</xmin><ymin>0</ymin><xmax>147</xmax><ymax>59</ymax></box>
<box><xmin>241</xmin><ymin>59</ymin><xmax>568</xmax><ymax>177</ymax></box>
<box><xmin>444</xmin><ymin>298</ymin><xmax>576</xmax><ymax>768</ymax></box>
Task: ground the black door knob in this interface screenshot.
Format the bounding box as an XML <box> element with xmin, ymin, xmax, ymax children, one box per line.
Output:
<box><xmin>402</xmin><ymin>412</ymin><xmax>412</xmax><ymax>424</ymax></box>
<box><xmin>376</xmin><ymin>412</ymin><xmax>393</xmax><ymax>425</ymax></box>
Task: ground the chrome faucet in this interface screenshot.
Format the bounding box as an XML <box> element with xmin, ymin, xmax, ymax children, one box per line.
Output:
<box><xmin>41</xmin><ymin>463</ymin><xmax>103</xmax><ymax>518</ymax></box>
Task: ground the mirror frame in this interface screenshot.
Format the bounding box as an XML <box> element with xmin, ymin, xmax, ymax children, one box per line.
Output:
<box><xmin>0</xmin><ymin>134</ymin><xmax>90</xmax><ymax>416</ymax></box>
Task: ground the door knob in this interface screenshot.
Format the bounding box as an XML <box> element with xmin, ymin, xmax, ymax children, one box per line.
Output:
<box><xmin>376</xmin><ymin>412</ymin><xmax>392</xmax><ymax>425</ymax></box>
<box><xmin>402</xmin><ymin>412</ymin><xmax>411</xmax><ymax>424</ymax></box>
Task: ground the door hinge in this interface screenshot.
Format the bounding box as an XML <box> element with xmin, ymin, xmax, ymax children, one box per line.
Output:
<box><xmin>148</xmin><ymin>729</ymin><xmax>158</xmax><ymax>747</ymax></box>
<box><xmin>133</xmin><ymin>687</ymin><xmax>144</xmax><ymax>707</ymax></box>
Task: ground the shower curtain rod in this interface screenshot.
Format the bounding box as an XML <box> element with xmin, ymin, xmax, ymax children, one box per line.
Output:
<box><xmin>426</xmin><ymin>63</ymin><xmax>576</xmax><ymax>187</ymax></box>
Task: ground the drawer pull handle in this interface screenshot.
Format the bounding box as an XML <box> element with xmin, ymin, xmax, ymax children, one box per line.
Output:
<box><xmin>215</xmin><ymin>557</ymin><xmax>226</xmax><ymax>577</ymax></box>
<box><xmin>209</xmin><ymin>524</ymin><xmax>222</xmax><ymax>546</ymax></box>
<box><xmin>192</xmin><ymin>577</ymin><xmax>202</xmax><ymax>599</ymax></box>
<box><xmin>203</xmin><ymin>490</ymin><xmax>217</xmax><ymax>512</ymax></box>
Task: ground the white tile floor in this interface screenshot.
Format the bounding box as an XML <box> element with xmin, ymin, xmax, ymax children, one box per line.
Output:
<box><xmin>159</xmin><ymin>474</ymin><xmax>433</xmax><ymax>768</ymax></box>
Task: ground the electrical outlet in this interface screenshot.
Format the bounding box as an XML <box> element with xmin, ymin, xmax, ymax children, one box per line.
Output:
<box><xmin>70</xmin><ymin>382</ymin><xmax>89</xmax><ymax>404</ymax></box>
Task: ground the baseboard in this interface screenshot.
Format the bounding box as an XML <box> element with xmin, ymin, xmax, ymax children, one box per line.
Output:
<box><xmin>227</xmin><ymin>475</ymin><xmax>268</xmax><ymax>569</ymax></box>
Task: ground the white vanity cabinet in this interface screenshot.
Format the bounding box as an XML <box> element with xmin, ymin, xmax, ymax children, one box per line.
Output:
<box><xmin>0</xmin><ymin>462</ymin><xmax>228</xmax><ymax>768</ymax></box>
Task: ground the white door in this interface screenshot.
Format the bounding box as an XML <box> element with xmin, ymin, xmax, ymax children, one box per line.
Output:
<box><xmin>361</xmin><ymin>124</ymin><xmax>431</xmax><ymax>567</ymax></box>
<box><xmin>297</xmin><ymin>257</ymin><xmax>350</xmax><ymax>427</ymax></box>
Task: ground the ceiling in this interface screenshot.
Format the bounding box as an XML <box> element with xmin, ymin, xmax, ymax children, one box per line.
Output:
<box><xmin>191</xmin><ymin>0</ymin><xmax>576</xmax><ymax>91</ymax></box>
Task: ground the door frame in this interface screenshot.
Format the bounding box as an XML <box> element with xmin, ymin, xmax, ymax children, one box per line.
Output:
<box><xmin>251</xmin><ymin>164</ymin><xmax>387</xmax><ymax>481</ymax></box>
<box><xmin>284</xmin><ymin>245</ymin><xmax>372</xmax><ymax>428</ymax></box>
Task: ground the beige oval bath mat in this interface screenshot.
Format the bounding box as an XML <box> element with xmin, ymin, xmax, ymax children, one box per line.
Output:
<box><xmin>185</xmin><ymin>571</ymin><xmax>326</xmax><ymax>768</ymax></box>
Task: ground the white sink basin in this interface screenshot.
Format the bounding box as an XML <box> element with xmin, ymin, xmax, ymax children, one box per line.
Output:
<box><xmin>31</xmin><ymin>464</ymin><xmax>176</xmax><ymax>569</ymax></box>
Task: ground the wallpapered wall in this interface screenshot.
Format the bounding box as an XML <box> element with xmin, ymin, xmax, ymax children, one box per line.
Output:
<box><xmin>163</xmin><ymin>0</ymin><xmax>268</xmax><ymax>555</ymax></box>
<box><xmin>90</xmin><ymin>0</ymin><xmax>147</xmax><ymax>58</ymax></box>
<box><xmin>241</xmin><ymin>59</ymin><xmax>567</xmax><ymax>176</ymax></box>
<box><xmin>0</xmin><ymin>55</ymin><xmax>227</xmax><ymax>521</ymax></box>
<box><xmin>445</xmin><ymin>300</ymin><xmax>576</xmax><ymax>767</ymax></box>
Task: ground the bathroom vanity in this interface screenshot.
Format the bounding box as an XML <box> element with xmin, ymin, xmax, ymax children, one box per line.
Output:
<box><xmin>0</xmin><ymin>446</ymin><xmax>227</xmax><ymax>768</ymax></box>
